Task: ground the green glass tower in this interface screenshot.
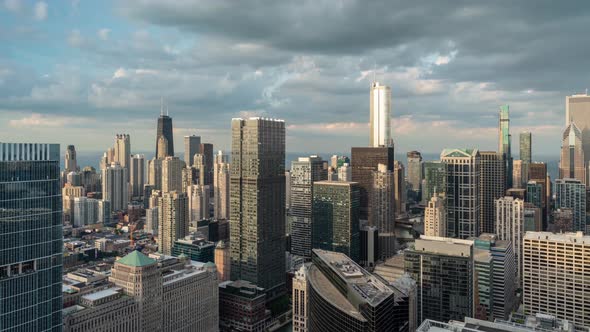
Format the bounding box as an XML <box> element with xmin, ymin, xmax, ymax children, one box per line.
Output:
<box><xmin>0</xmin><ymin>143</ymin><xmax>63</xmax><ymax>331</ymax></box>
<box><xmin>422</xmin><ymin>161</ymin><xmax>446</xmax><ymax>205</ymax></box>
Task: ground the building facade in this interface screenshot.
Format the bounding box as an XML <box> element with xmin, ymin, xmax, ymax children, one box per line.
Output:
<box><xmin>370</xmin><ymin>164</ymin><xmax>396</xmax><ymax>260</ymax></box>
<box><xmin>422</xmin><ymin>161</ymin><xmax>446</xmax><ymax>205</ymax></box>
<box><xmin>351</xmin><ymin>146</ymin><xmax>394</xmax><ymax>220</ymax></box>
<box><xmin>102</xmin><ymin>162</ymin><xmax>128</xmax><ymax>212</ymax></box>
<box><xmin>292</xmin><ymin>265</ymin><xmax>309</xmax><ymax>332</ymax></box>
<box><xmin>184</xmin><ymin>135</ymin><xmax>201</xmax><ymax>167</ymax></box>
<box><xmin>158</xmin><ymin>191</ymin><xmax>189</xmax><ymax>255</ymax></box>
<box><xmin>555</xmin><ymin>178</ymin><xmax>587</xmax><ymax>232</ymax></box>
<box><xmin>559</xmin><ymin>122</ymin><xmax>586</xmax><ymax>184</ymax></box>
<box><xmin>495</xmin><ymin>196</ymin><xmax>523</xmax><ymax>283</ymax></box>
<box><xmin>566</xmin><ymin>93</ymin><xmax>590</xmax><ymax>184</ymax></box>
<box><xmin>480</xmin><ymin>151</ymin><xmax>506</xmax><ymax>234</ymax></box>
<box><xmin>498</xmin><ymin>105</ymin><xmax>513</xmax><ymax>189</ymax></box>
<box><xmin>155</xmin><ymin>111</ymin><xmax>174</xmax><ymax>157</ymax></box>
<box><xmin>130</xmin><ymin>154</ymin><xmax>145</xmax><ymax>200</ymax></box>
<box><xmin>369</xmin><ymin>81</ymin><xmax>393</xmax><ymax>148</ymax></box>
<box><xmin>425</xmin><ymin>194</ymin><xmax>446</xmax><ymax>237</ymax></box>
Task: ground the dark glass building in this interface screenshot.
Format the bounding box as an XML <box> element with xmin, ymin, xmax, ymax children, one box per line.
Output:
<box><xmin>156</xmin><ymin>113</ymin><xmax>174</xmax><ymax>157</ymax></box>
<box><xmin>172</xmin><ymin>236</ymin><xmax>215</xmax><ymax>263</ymax></box>
<box><xmin>351</xmin><ymin>147</ymin><xmax>394</xmax><ymax>221</ymax></box>
<box><xmin>200</xmin><ymin>143</ymin><xmax>214</xmax><ymax>186</ymax></box>
<box><xmin>528</xmin><ymin>162</ymin><xmax>548</xmax><ymax>229</ymax></box>
<box><xmin>312</xmin><ymin>181</ymin><xmax>360</xmax><ymax>262</ymax></box>
<box><xmin>308</xmin><ymin>249</ymin><xmax>408</xmax><ymax>332</ymax></box>
<box><xmin>0</xmin><ymin>142</ymin><xmax>63</xmax><ymax>331</ymax></box>
<box><xmin>230</xmin><ymin>118</ymin><xmax>286</xmax><ymax>298</ymax></box>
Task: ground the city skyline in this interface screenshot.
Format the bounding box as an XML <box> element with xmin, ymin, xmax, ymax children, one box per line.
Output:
<box><xmin>1</xmin><ymin>1</ymin><xmax>587</xmax><ymax>155</ymax></box>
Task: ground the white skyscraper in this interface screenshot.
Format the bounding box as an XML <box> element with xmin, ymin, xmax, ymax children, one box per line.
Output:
<box><xmin>102</xmin><ymin>162</ymin><xmax>128</xmax><ymax>212</ymax></box>
<box><xmin>495</xmin><ymin>196</ymin><xmax>524</xmax><ymax>283</ymax></box>
<box><xmin>369</xmin><ymin>81</ymin><xmax>392</xmax><ymax>147</ymax></box>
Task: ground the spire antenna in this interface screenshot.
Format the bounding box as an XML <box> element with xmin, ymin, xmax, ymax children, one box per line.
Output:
<box><xmin>160</xmin><ymin>97</ymin><xmax>164</xmax><ymax>116</ymax></box>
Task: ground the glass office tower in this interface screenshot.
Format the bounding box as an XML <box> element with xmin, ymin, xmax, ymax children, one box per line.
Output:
<box><xmin>0</xmin><ymin>142</ymin><xmax>63</xmax><ymax>331</ymax></box>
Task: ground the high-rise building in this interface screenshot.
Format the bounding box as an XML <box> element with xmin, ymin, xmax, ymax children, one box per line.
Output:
<box><xmin>498</xmin><ymin>105</ymin><xmax>513</xmax><ymax>188</ymax></box>
<box><xmin>114</xmin><ymin>134</ymin><xmax>130</xmax><ymax>174</ymax></box>
<box><xmin>0</xmin><ymin>142</ymin><xmax>63</xmax><ymax>331</ymax></box>
<box><xmin>308</xmin><ymin>249</ymin><xmax>408</xmax><ymax>332</ymax></box>
<box><xmin>359</xmin><ymin>220</ymin><xmax>378</xmax><ymax>267</ymax></box>
<box><xmin>158</xmin><ymin>191</ymin><xmax>189</xmax><ymax>255</ymax></box>
<box><xmin>407</xmin><ymin>151</ymin><xmax>423</xmax><ymax>199</ymax></box>
<box><xmin>495</xmin><ymin>196</ymin><xmax>523</xmax><ymax>283</ymax></box>
<box><xmin>422</xmin><ymin>161</ymin><xmax>446</xmax><ymax>205</ymax></box>
<box><xmin>80</xmin><ymin>166</ymin><xmax>101</xmax><ymax>193</ymax></box>
<box><xmin>555</xmin><ymin>178</ymin><xmax>587</xmax><ymax>232</ymax></box>
<box><xmin>62</xmin><ymin>184</ymin><xmax>85</xmax><ymax>222</ymax></box>
<box><xmin>552</xmin><ymin>208</ymin><xmax>574</xmax><ymax>232</ymax></box>
<box><xmin>425</xmin><ymin>193</ymin><xmax>446</xmax><ymax>237</ymax></box>
<box><xmin>512</xmin><ymin>159</ymin><xmax>523</xmax><ymax>189</ymax></box>
<box><xmin>520</xmin><ymin>131</ymin><xmax>532</xmax><ymax>164</ymax></box>
<box><xmin>337</xmin><ymin>162</ymin><xmax>351</xmax><ymax>181</ymax></box>
<box><xmin>292</xmin><ymin>265</ymin><xmax>309</xmax><ymax>332</ymax></box>
<box><xmin>172</xmin><ymin>234</ymin><xmax>215</xmax><ymax>263</ymax></box>
<box><xmin>523</xmin><ymin>232</ymin><xmax>590</xmax><ymax>326</ymax></box>
<box><xmin>147</xmin><ymin>157</ymin><xmax>163</xmax><ymax>190</ymax></box>
<box><xmin>130</xmin><ymin>154</ymin><xmax>145</xmax><ymax>200</ymax></box>
<box><xmin>161</xmin><ymin>156</ymin><xmax>185</xmax><ymax>193</ymax></box>
<box><xmin>98</xmin><ymin>200</ymin><xmax>111</xmax><ymax>225</ymax></box>
<box><xmin>214</xmin><ymin>161</ymin><xmax>230</xmax><ymax>220</ymax></box>
<box><xmin>102</xmin><ymin>162</ymin><xmax>129</xmax><ymax>212</ymax></box>
<box><xmin>474</xmin><ymin>234</ymin><xmax>518</xmax><ymax>320</ymax></box>
<box><xmin>289</xmin><ymin>156</ymin><xmax>327</xmax><ymax>258</ymax></box>
<box><xmin>369</xmin><ymin>81</ymin><xmax>393</xmax><ymax>147</ymax></box>
<box><xmin>230</xmin><ymin>117</ymin><xmax>286</xmax><ymax>297</ymax></box>
<box><xmin>200</xmin><ymin>142</ymin><xmax>214</xmax><ymax>186</ymax></box>
<box><xmin>566</xmin><ymin>93</ymin><xmax>590</xmax><ymax>184</ymax></box>
<box><xmin>370</xmin><ymin>163</ymin><xmax>396</xmax><ymax>260</ymax></box>
<box><xmin>441</xmin><ymin>148</ymin><xmax>481</xmax><ymax>238</ymax></box>
<box><xmin>351</xmin><ymin>146</ymin><xmax>394</xmax><ymax>220</ymax></box>
<box><xmin>65</xmin><ymin>144</ymin><xmax>78</xmax><ymax>173</ymax></box>
<box><xmin>312</xmin><ymin>181</ymin><xmax>361</xmax><ymax>262</ymax></box>
<box><xmin>529</xmin><ymin>162</ymin><xmax>549</xmax><ymax>229</ymax></box>
<box><xmin>73</xmin><ymin>196</ymin><xmax>99</xmax><ymax>227</ymax></box>
<box><xmin>405</xmin><ymin>236</ymin><xmax>474</xmax><ymax>323</ymax></box>
<box><xmin>394</xmin><ymin>160</ymin><xmax>406</xmax><ymax>214</ymax></box>
<box><xmin>192</xmin><ymin>153</ymin><xmax>206</xmax><ymax>185</ymax></box>
<box><xmin>219</xmin><ymin>280</ymin><xmax>269</xmax><ymax>332</ymax></box>
<box><xmin>559</xmin><ymin>122</ymin><xmax>586</xmax><ymax>184</ymax></box>
<box><xmin>146</xmin><ymin>207</ymin><xmax>158</xmax><ymax>234</ymax></box>
<box><xmin>189</xmin><ymin>184</ymin><xmax>210</xmax><ymax>221</ymax></box>
<box><xmin>215</xmin><ymin>240</ymin><xmax>231</xmax><ymax>282</ymax></box>
<box><xmin>184</xmin><ymin>135</ymin><xmax>201</xmax><ymax>167</ymax></box>
<box><xmin>480</xmin><ymin>151</ymin><xmax>506</xmax><ymax>234</ymax></box>
<box><xmin>155</xmin><ymin>109</ymin><xmax>174</xmax><ymax>157</ymax></box>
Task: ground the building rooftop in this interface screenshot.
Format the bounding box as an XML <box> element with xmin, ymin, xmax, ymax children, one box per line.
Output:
<box><xmin>81</xmin><ymin>287</ymin><xmax>121</xmax><ymax>302</ymax></box>
<box><xmin>524</xmin><ymin>231</ymin><xmax>590</xmax><ymax>244</ymax></box>
<box><xmin>413</xmin><ymin>236</ymin><xmax>473</xmax><ymax>257</ymax></box>
<box><xmin>116</xmin><ymin>250</ymin><xmax>157</xmax><ymax>267</ymax></box>
<box><xmin>314</xmin><ymin>180</ymin><xmax>359</xmax><ymax>186</ymax></box>
<box><xmin>440</xmin><ymin>148</ymin><xmax>479</xmax><ymax>158</ymax></box>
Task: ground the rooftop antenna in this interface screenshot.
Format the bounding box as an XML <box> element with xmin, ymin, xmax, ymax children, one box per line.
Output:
<box><xmin>160</xmin><ymin>97</ymin><xmax>164</xmax><ymax>116</ymax></box>
<box><xmin>373</xmin><ymin>63</ymin><xmax>377</xmax><ymax>84</ymax></box>
<box><xmin>166</xmin><ymin>103</ymin><xmax>169</xmax><ymax>116</ymax></box>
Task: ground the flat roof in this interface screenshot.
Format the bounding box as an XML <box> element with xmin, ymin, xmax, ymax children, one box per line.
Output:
<box><xmin>81</xmin><ymin>287</ymin><xmax>121</xmax><ymax>302</ymax></box>
<box><xmin>524</xmin><ymin>231</ymin><xmax>590</xmax><ymax>244</ymax></box>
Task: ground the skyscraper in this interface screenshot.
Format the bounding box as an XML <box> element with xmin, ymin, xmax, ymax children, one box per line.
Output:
<box><xmin>158</xmin><ymin>191</ymin><xmax>189</xmax><ymax>255</ymax></box>
<box><xmin>566</xmin><ymin>93</ymin><xmax>590</xmax><ymax>184</ymax></box>
<box><xmin>529</xmin><ymin>162</ymin><xmax>549</xmax><ymax>229</ymax></box>
<box><xmin>130</xmin><ymin>154</ymin><xmax>145</xmax><ymax>200</ymax></box>
<box><xmin>292</xmin><ymin>265</ymin><xmax>309</xmax><ymax>332</ymax></box>
<box><xmin>312</xmin><ymin>181</ymin><xmax>361</xmax><ymax>262</ymax></box>
<box><xmin>114</xmin><ymin>134</ymin><xmax>130</xmax><ymax>173</ymax></box>
<box><xmin>65</xmin><ymin>144</ymin><xmax>78</xmax><ymax>173</ymax></box>
<box><xmin>370</xmin><ymin>163</ymin><xmax>396</xmax><ymax>260</ymax></box>
<box><xmin>405</xmin><ymin>236</ymin><xmax>474</xmax><ymax>323</ymax></box>
<box><xmin>441</xmin><ymin>148</ymin><xmax>481</xmax><ymax>238</ymax></box>
<box><xmin>498</xmin><ymin>105</ymin><xmax>513</xmax><ymax>189</ymax></box>
<box><xmin>289</xmin><ymin>156</ymin><xmax>327</xmax><ymax>258</ymax></box>
<box><xmin>214</xmin><ymin>159</ymin><xmax>230</xmax><ymax>220</ymax></box>
<box><xmin>555</xmin><ymin>178</ymin><xmax>587</xmax><ymax>232</ymax></box>
<box><xmin>0</xmin><ymin>142</ymin><xmax>63</xmax><ymax>331</ymax></box>
<box><xmin>422</xmin><ymin>161</ymin><xmax>446</xmax><ymax>205</ymax></box>
<box><xmin>512</xmin><ymin>159</ymin><xmax>523</xmax><ymax>189</ymax></box>
<box><xmin>393</xmin><ymin>160</ymin><xmax>406</xmax><ymax>214</ymax></box>
<box><xmin>523</xmin><ymin>232</ymin><xmax>590</xmax><ymax>326</ymax></box>
<box><xmin>102</xmin><ymin>162</ymin><xmax>129</xmax><ymax>212</ymax></box>
<box><xmin>406</xmin><ymin>150</ymin><xmax>423</xmax><ymax>200</ymax></box>
<box><xmin>369</xmin><ymin>81</ymin><xmax>393</xmax><ymax>147</ymax></box>
<box><xmin>559</xmin><ymin>122</ymin><xmax>586</xmax><ymax>184</ymax></box>
<box><xmin>495</xmin><ymin>196</ymin><xmax>524</xmax><ymax>283</ymax></box>
<box><xmin>519</xmin><ymin>131</ymin><xmax>532</xmax><ymax>164</ymax></box>
<box><xmin>184</xmin><ymin>135</ymin><xmax>201</xmax><ymax>166</ymax></box>
<box><xmin>161</xmin><ymin>156</ymin><xmax>185</xmax><ymax>193</ymax></box>
<box><xmin>425</xmin><ymin>193</ymin><xmax>446</xmax><ymax>237</ymax></box>
<box><xmin>155</xmin><ymin>109</ymin><xmax>174</xmax><ymax>158</ymax></box>
<box><xmin>480</xmin><ymin>151</ymin><xmax>506</xmax><ymax>234</ymax></box>
<box><xmin>200</xmin><ymin>142</ymin><xmax>214</xmax><ymax>186</ymax></box>
<box><xmin>230</xmin><ymin>117</ymin><xmax>286</xmax><ymax>297</ymax></box>
<box><xmin>351</xmin><ymin>146</ymin><xmax>394</xmax><ymax>221</ymax></box>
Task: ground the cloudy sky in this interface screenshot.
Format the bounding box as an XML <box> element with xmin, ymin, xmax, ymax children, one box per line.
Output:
<box><xmin>1</xmin><ymin>1</ymin><xmax>587</xmax><ymax>158</ymax></box>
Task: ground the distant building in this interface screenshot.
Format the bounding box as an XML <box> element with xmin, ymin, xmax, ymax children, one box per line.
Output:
<box><xmin>338</xmin><ymin>162</ymin><xmax>351</xmax><ymax>181</ymax></box>
<box><xmin>425</xmin><ymin>193</ymin><xmax>446</xmax><ymax>237</ymax></box>
<box><xmin>498</xmin><ymin>105</ymin><xmax>513</xmax><ymax>189</ymax></box>
<box><xmin>130</xmin><ymin>154</ymin><xmax>145</xmax><ymax>200</ymax></box>
<box><xmin>184</xmin><ymin>135</ymin><xmax>201</xmax><ymax>166</ymax></box>
<box><xmin>114</xmin><ymin>134</ymin><xmax>130</xmax><ymax>175</ymax></box>
<box><xmin>560</xmin><ymin>122</ymin><xmax>586</xmax><ymax>184</ymax></box>
<box><xmin>172</xmin><ymin>234</ymin><xmax>215</xmax><ymax>263</ymax></box>
<box><xmin>495</xmin><ymin>196</ymin><xmax>524</xmax><ymax>283</ymax></box>
<box><xmin>155</xmin><ymin>110</ymin><xmax>174</xmax><ymax>157</ymax></box>
<box><xmin>407</xmin><ymin>151</ymin><xmax>423</xmax><ymax>199</ymax></box>
<box><xmin>370</xmin><ymin>163</ymin><xmax>396</xmax><ymax>260</ymax></box>
<box><xmin>394</xmin><ymin>160</ymin><xmax>406</xmax><ymax>214</ymax></box>
<box><xmin>553</xmin><ymin>208</ymin><xmax>574</xmax><ymax>232</ymax></box>
<box><xmin>162</xmin><ymin>156</ymin><xmax>185</xmax><ymax>193</ymax></box>
<box><xmin>529</xmin><ymin>162</ymin><xmax>549</xmax><ymax>228</ymax></box>
<box><xmin>480</xmin><ymin>151</ymin><xmax>505</xmax><ymax>234</ymax></box>
<box><xmin>369</xmin><ymin>81</ymin><xmax>393</xmax><ymax>148</ymax></box>
<box><xmin>158</xmin><ymin>191</ymin><xmax>189</xmax><ymax>255</ymax></box>
<box><xmin>566</xmin><ymin>93</ymin><xmax>590</xmax><ymax>184</ymax></box>
<box><xmin>359</xmin><ymin>220</ymin><xmax>378</xmax><ymax>267</ymax></box>
<box><xmin>422</xmin><ymin>161</ymin><xmax>446</xmax><ymax>205</ymax></box>
<box><xmin>102</xmin><ymin>162</ymin><xmax>128</xmax><ymax>212</ymax></box>
<box><xmin>214</xmin><ymin>158</ymin><xmax>230</xmax><ymax>220</ymax></box>
<box><xmin>555</xmin><ymin>178</ymin><xmax>587</xmax><ymax>232</ymax></box>
<box><xmin>219</xmin><ymin>280</ymin><xmax>269</xmax><ymax>332</ymax></box>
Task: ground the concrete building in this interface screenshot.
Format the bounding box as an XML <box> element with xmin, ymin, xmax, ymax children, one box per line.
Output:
<box><xmin>145</xmin><ymin>206</ymin><xmax>158</xmax><ymax>234</ymax></box>
<box><xmin>513</xmin><ymin>159</ymin><xmax>523</xmax><ymax>189</ymax></box>
<box><xmin>495</xmin><ymin>196</ymin><xmax>524</xmax><ymax>283</ymax></box>
<box><xmin>219</xmin><ymin>280</ymin><xmax>270</xmax><ymax>332</ymax></box>
<box><xmin>114</xmin><ymin>134</ymin><xmax>131</xmax><ymax>175</ymax></box>
<box><xmin>425</xmin><ymin>193</ymin><xmax>446</xmax><ymax>237</ymax></box>
<box><xmin>102</xmin><ymin>162</ymin><xmax>129</xmax><ymax>212</ymax></box>
<box><xmin>73</xmin><ymin>197</ymin><xmax>99</xmax><ymax>227</ymax></box>
<box><xmin>289</xmin><ymin>156</ymin><xmax>327</xmax><ymax>258</ymax></box>
<box><xmin>312</xmin><ymin>181</ymin><xmax>360</xmax><ymax>262</ymax></box>
<box><xmin>80</xmin><ymin>166</ymin><xmax>101</xmax><ymax>193</ymax></box>
<box><xmin>189</xmin><ymin>184</ymin><xmax>210</xmax><ymax>222</ymax></box>
<box><xmin>292</xmin><ymin>265</ymin><xmax>309</xmax><ymax>332</ymax></box>
<box><xmin>230</xmin><ymin>117</ymin><xmax>286</xmax><ymax>297</ymax></box>
<box><xmin>308</xmin><ymin>249</ymin><xmax>409</xmax><ymax>332</ymax></box>
<box><xmin>553</xmin><ymin>208</ymin><xmax>574</xmax><ymax>232</ymax></box>
<box><xmin>566</xmin><ymin>93</ymin><xmax>590</xmax><ymax>184</ymax></box>
<box><xmin>63</xmin><ymin>184</ymin><xmax>85</xmax><ymax>222</ymax></box>
<box><xmin>441</xmin><ymin>148</ymin><xmax>481</xmax><ymax>238</ymax></box>
<box><xmin>199</xmin><ymin>143</ymin><xmax>214</xmax><ymax>186</ymax></box>
<box><xmin>520</xmin><ymin>131</ymin><xmax>532</xmax><ymax>164</ymax></box>
<box><xmin>417</xmin><ymin>314</ymin><xmax>590</xmax><ymax>332</ymax></box>
<box><xmin>370</xmin><ymin>163</ymin><xmax>396</xmax><ymax>260</ymax></box>
<box><xmin>369</xmin><ymin>81</ymin><xmax>393</xmax><ymax>148</ymax></box>
<box><xmin>161</xmin><ymin>156</ymin><xmax>185</xmax><ymax>193</ymax></box>
<box><xmin>215</xmin><ymin>240</ymin><xmax>231</xmax><ymax>282</ymax></box>
<box><xmin>480</xmin><ymin>151</ymin><xmax>506</xmax><ymax>234</ymax></box>
<box><xmin>184</xmin><ymin>135</ymin><xmax>201</xmax><ymax>167</ymax></box>
<box><xmin>351</xmin><ymin>146</ymin><xmax>394</xmax><ymax>220</ymax></box>
<box><xmin>498</xmin><ymin>105</ymin><xmax>513</xmax><ymax>189</ymax></box>
<box><xmin>147</xmin><ymin>157</ymin><xmax>162</xmax><ymax>191</ymax></box>
<box><xmin>560</xmin><ymin>122</ymin><xmax>586</xmax><ymax>184</ymax></box>
<box><xmin>555</xmin><ymin>178</ymin><xmax>587</xmax><ymax>232</ymax></box>
<box><xmin>214</xmin><ymin>159</ymin><xmax>230</xmax><ymax>220</ymax></box>
<box><xmin>422</xmin><ymin>161</ymin><xmax>446</xmax><ymax>205</ymax></box>
<box><xmin>529</xmin><ymin>162</ymin><xmax>549</xmax><ymax>229</ymax></box>
<box><xmin>394</xmin><ymin>160</ymin><xmax>407</xmax><ymax>214</ymax></box>
<box><xmin>0</xmin><ymin>142</ymin><xmax>63</xmax><ymax>331</ymax></box>
<box><xmin>523</xmin><ymin>232</ymin><xmax>590</xmax><ymax>326</ymax></box>
<box><xmin>130</xmin><ymin>154</ymin><xmax>145</xmax><ymax>200</ymax></box>
<box><xmin>407</xmin><ymin>150</ymin><xmax>423</xmax><ymax>199</ymax></box>
<box><xmin>172</xmin><ymin>234</ymin><xmax>215</xmax><ymax>263</ymax></box>
<box><xmin>338</xmin><ymin>162</ymin><xmax>351</xmax><ymax>181</ymax></box>
<box><xmin>158</xmin><ymin>191</ymin><xmax>189</xmax><ymax>255</ymax></box>
<box><xmin>405</xmin><ymin>236</ymin><xmax>474</xmax><ymax>323</ymax></box>
<box><xmin>359</xmin><ymin>221</ymin><xmax>378</xmax><ymax>267</ymax></box>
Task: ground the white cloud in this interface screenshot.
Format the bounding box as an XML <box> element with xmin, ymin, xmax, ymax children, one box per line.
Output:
<box><xmin>9</xmin><ymin>113</ymin><xmax>84</xmax><ymax>128</ymax></box>
<box><xmin>68</xmin><ymin>30</ymin><xmax>84</xmax><ymax>46</ymax></box>
<box><xmin>98</xmin><ymin>28</ymin><xmax>111</xmax><ymax>40</ymax></box>
<box><xmin>113</xmin><ymin>68</ymin><xmax>128</xmax><ymax>79</ymax></box>
<box><xmin>34</xmin><ymin>1</ymin><xmax>47</xmax><ymax>20</ymax></box>
<box><xmin>4</xmin><ymin>0</ymin><xmax>21</xmax><ymax>12</ymax></box>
